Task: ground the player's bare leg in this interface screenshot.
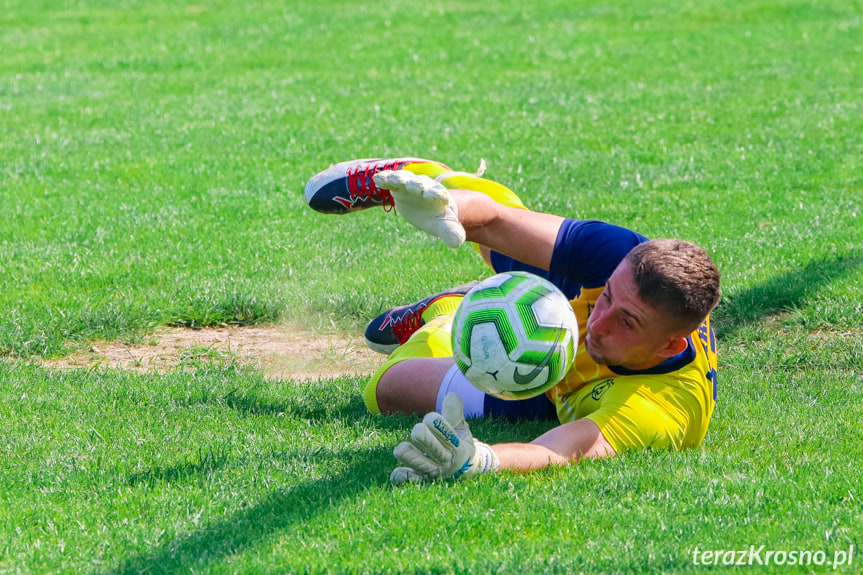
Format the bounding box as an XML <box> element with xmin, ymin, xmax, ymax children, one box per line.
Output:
<box><xmin>362</xmin><ymin>313</ymin><xmax>459</xmax><ymax>416</ymax></box>
<box><xmin>374</xmin><ymin>357</ymin><xmax>454</xmax><ymax>415</ymax></box>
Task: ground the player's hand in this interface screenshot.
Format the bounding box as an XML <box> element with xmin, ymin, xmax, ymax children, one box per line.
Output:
<box><xmin>373</xmin><ymin>170</ymin><xmax>466</xmax><ymax>249</ymax></box>
<box><xmin>390</xmin><ymin>393</ymin><xmax>499</xmax><ymax>484</ymax></box>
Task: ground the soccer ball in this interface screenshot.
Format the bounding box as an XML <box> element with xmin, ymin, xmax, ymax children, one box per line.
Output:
<box><xmin>451</xmin><ymin>271</ymin><xmax>579</xmax><ymax>400</ymax></box>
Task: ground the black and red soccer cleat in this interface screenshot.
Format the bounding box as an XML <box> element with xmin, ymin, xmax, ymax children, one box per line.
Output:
<box><xmin>364</xmin><ymin>282</ymin><xmax>479</xmax><ymax>354</ymax></box>
<box><xmin>304</xmin><ymin>158</ymin><xmax>451</xmax><ymax>215</ymax></box>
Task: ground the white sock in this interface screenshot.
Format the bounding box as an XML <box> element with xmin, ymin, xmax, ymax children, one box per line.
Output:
<box><xmin>436</xmin><ymin>364</ymin><xmax>485</xmax><ymax>418</ymax></box>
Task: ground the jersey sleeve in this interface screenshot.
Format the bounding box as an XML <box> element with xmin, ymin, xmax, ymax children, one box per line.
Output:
<box><xmin>489</xmin><ymin>219</ymin><xmax>647</xmax><ymax>297</ymax></box>
<box><xmin>548</xmin><ymin>219</ymin><xmax>648</xmax><ymax>288</ymax></box>
<box><xmin>488</xmin><ymin>251</ymin><xmax>582</xmax><ymax>299</ymax></box>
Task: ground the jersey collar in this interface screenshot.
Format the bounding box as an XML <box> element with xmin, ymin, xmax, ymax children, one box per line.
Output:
<box><xmin>608</xmin><ymin>337</ymin><xmax>697</xmax><ymax>376</ymax></box>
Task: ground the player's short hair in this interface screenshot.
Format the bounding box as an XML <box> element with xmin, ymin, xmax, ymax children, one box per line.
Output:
<box><xmin>625</xmin><ymin>239</ymin><xmax>721</xmax><ymax>333</ymax></box>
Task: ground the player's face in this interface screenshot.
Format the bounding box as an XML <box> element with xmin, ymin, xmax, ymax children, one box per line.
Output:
<box><xmin>584</xmin><ymin>260</ymin><xmax>684</xmax><ymax>370</ymax></box>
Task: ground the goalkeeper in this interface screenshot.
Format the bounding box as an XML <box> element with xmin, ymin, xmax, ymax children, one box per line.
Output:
<box><xmin>304</xmin><ymin>158</ymin><xmax>721</xmax><ymax>484</ymax></box>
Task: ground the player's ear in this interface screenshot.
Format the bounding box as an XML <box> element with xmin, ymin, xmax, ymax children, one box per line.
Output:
<box><xmin>658</xmin><ymin>335</ymin><xmax>688</xmax><ymax>358</ymax></box>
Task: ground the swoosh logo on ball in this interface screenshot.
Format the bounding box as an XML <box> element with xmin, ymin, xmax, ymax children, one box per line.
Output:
<box><xmin>513</xmin><ymin>327</ymin><xmax>564</xmax><ymax>386</ymax></box>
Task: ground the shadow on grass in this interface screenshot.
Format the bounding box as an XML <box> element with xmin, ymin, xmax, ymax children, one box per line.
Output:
<box><xmin>107</xmin><ymin>377</ymin><xmax>420</xmax><ymax>573</ymax></box>
<box><xmin>108</xmin><ymin>446</ymin><xmax>390</xmax><ymax>574</ymax></box>
<box><xmin>126</xmin><ymin>443</ymin><xmax>233</xmax><ymax>488</ymax></box>
<box><xmin>221</xmin><ymin>389</ymin><xmax>371</xmax><ymax>422</ymax></box>
<box><xmin>712</xmin><ymin>252</ymin><xmax>862</xmax><ymax>340</ymax></box>
<box><xmin>173</xmin><ymin>384</ymin><xmax>410</xmax><ymax>429</ymax></box>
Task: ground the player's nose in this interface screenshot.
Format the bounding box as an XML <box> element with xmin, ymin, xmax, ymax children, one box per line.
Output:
<box><xmin>588</xmin><ymin>307</ymin><xmax>612</xmax><ymax>336</ymax></box>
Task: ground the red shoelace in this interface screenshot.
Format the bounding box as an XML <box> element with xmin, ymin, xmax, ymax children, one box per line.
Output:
<box><xmin>346</xmin><ymin>161</ymin><xmax>404</xmax><ymax>212</ymax></box>
<box><xmin>390</xmin><ymin>303</ymin><xmax>428</xmax><ymax>344</ymax></box>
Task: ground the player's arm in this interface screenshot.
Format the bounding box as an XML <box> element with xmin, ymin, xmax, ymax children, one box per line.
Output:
<box><xmin>452</xmin><ymin>189</ymin><xmax>564</xmax><ymax>271</ymax></box>
<box><xmin>492</xmin><ymin>419</ymin><xmax>616</xmax><ymax>473</ymax></box>
<box><xmin>390</xmin><ymin>394</ymin><xmax>615</xmax><ymax>484</ymax></box>
<box><xmin>373</xmin><ymin>170</ymin><xmax>563</xmax><ymax>271</ymax></box>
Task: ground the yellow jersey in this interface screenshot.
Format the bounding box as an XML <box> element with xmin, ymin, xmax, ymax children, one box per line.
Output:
<box><xmin>490</xmin><ymin>218</ymin><xmax>718</xmax><ymax>452</ymax></box>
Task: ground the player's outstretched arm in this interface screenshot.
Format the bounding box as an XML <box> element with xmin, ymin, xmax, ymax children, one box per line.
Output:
<box><xmin>390</xmin><ymin>394</ymin><xmax>616</xmax><ymax>484</ymax></box>
<box><xmin>451</xmin><ymin>189</ymin><xmax>564</xmax><ymax>271</ymax></box>
<box><xmin>492</xmin><ymin>419</ymin><xmax>616</xmax><ymax>473</ymax></box>
<box><xmin>374</xmin><ymin>170</ymin><xmax>564</xmax><ymax>270</ymax></box>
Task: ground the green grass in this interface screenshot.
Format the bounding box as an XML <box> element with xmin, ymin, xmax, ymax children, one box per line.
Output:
<box><xmin>1</xmin><ymin>361</ymin><xmax>860</xmax><ymax>573</ymax></box>
<box><xmin>1</xmin><ymin>0</ymin><xmax>862</xmax><ymax>572</ymax></box>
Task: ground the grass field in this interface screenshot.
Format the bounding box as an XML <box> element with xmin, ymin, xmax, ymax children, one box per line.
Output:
<box><xmin>2</xmin><ymin>0</ymin><xmax>862</xmax><ymax>572</ymax></box>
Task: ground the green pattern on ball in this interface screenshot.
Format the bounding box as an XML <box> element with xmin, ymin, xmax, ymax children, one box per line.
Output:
<box><xmin>514</xmin><ymin>346</ymin><xmax>564</xmax><ymax>384</ymax></box>
<box><xmin>458</xmin><ymin>308</ymin><xmax>519</xmax><ymax>356</ymax></box>
<box><xmin>514</xmin><ymin>283</ymin><xmax>553</xmax><ymax>336</ymax></box>
<box><xmin>453</xmin><ymin>270</ymin><xmax>578</xmax><ymax>401</ymax></box>
<box><xmin>467</xmin><ymin>273</ymin><xmax>530</xmax><ymax>302</ymax></box>
<box><xmin>455</xmin><ymin>358</ymin><xmax>470</xmax><ymax>375</ymax></box>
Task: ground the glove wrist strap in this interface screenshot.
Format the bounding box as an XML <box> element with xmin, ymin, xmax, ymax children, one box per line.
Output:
<box><xmin>473</xmin><ymin>441</ymin><xmax>500</xmax><ymax>475</ymax></box>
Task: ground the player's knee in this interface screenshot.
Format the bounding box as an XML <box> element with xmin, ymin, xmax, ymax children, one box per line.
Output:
<box><xmin>362</xmin><ymin>360</ymin><xmax>415</xmax><ymax>415</ymax></box>
<box><xmin>364</xmin><ymin>358</ymin><xmax>449</xmax><ymax>416</ymax></box>
<box><xmin>362</xmin><ymin>362</ymin><xmax>393</xmax><ymax>415</ymax></box>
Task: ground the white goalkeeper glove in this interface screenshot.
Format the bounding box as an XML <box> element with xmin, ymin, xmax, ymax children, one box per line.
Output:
<box><xmin>390</xmin><ymin>393</ymin><xmax>500</xmax><ymax>484</ymax></box>
<box><xmin>372</xmin><ymin>170</ymin><xmax>466</xmax><ymax>249</ymax></box>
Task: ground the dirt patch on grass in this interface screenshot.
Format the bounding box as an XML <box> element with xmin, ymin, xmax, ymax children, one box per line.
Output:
<box><xmin>39</xmin><ymin>325</ymin><xmax>385</xmax><ymax>381</ymax></box>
